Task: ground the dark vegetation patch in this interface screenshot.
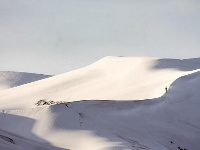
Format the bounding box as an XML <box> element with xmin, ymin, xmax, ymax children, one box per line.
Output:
<box><xmin>0</xmin><ymin>135</ymin><xmax>15</xmax><ymax>144</ymax></box>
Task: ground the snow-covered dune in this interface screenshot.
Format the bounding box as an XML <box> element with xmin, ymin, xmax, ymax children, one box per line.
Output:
<box><xmin>0</xmin><ymin>57</ymin><xmax>200</xmax><ymax>150</ymax></box>
<box><xmin>0</xmin><ymin>70</ymin><xmax>200</xmax><ymax>150</ymax></box>
<box><xmin>0</xmin><ymin>56</ymin><xmax>200</xmax><ymax>109</ymax></box>
<box><xmin>0</xmin><ymin>71</ymin><xmax>51</xmax><ymax>91</ymax></box>
<box><xmin>0</xmin><ymin>129</ymin><xmax>64</xmax><ymax>150</ymax></box>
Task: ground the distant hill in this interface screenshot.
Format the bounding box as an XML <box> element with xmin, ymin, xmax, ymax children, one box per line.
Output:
<box><xmin>0</xmin><ymin>71</ymin><xmax>51</xmax><ymax>91</ymax></box>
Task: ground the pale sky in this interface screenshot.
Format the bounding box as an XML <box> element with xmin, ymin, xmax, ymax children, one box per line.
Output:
<box><xmin>0</xmin><ymin>0</ymin><xmax>200</xmax><ymax>75</ymax></box>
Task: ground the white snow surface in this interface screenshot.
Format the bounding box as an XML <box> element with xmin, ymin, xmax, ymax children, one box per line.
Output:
<box><xmin>0</xmin><ymin>56</ymin><xmax>200</xmax><ymax>150</ymax></box>
<box><xmin>0</xmin><ymin>71</ymin><xmax>51</xmax><ymax>91</ymax></box>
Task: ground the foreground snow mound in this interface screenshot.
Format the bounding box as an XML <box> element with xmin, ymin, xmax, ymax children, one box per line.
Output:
<box><xmin>0</xmin><ymin>71</ymin><xmax>200</xmax><ymax>150</ymax></box>
<box><xmin>0</xmin><ymin>57</ymin><xmax>200</xmax><ymax>109</ymax></box>
<box><xmin>0</xmin><ymin>129</ymin><xmax>64</xmax><ymax>150</ymax></box>
<box><xmin>0</xmin><ymin>71</ymin><xmax>51</xmax><ymax>91</ymax></box>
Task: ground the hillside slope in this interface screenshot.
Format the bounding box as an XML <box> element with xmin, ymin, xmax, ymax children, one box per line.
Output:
<box><xmin>0</xmin><ymin>57</ymin><xmax>200</xmax><ymax>109</ymax></box>
<box><xmin>0</xmin><ymin>129</ymin><xmax>64</xmax><ymax>150</ymax></box>
<box><xmin>0</xmin><ymin>71</ymin><xmax>51</xmax><ymax>91</ymax></box>
<box><xmin>0</xmin><ymin>70</ymin><xmax>199</xmax><ymax>150</ymax></box>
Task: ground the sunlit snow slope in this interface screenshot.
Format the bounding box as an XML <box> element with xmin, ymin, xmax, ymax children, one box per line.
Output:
<box><xmin>0</xmin><ymin>56</ymin><xmax>200</xmax><ymax>109</ymax></box>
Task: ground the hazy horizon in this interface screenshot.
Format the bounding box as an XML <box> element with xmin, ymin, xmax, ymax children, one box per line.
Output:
<box><xmin>1</xmin><ymin>0</ymin><xmax>200</xmax><ymax>75</ymax></box>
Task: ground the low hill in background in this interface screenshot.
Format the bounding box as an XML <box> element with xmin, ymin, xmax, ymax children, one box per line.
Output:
<box><xmin>0</xmin><ymin>71</ymin><xmax>51</xmax><ymax>91</ymax></box>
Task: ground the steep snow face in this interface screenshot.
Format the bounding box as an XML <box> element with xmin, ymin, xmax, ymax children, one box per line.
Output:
<box><xmin>0</xmin><ymin>71</ymin><xmax>51</xmax><ymax>91</ymax></box>
<box><xmin>0</xmin><ymin>57</ymin><xmax>200</xmax><ymax>109</ymax></box>
<box><xmin>0</xmin><ymin>71</ymin><xmax>200</xmax><ymax>150</ymax></box>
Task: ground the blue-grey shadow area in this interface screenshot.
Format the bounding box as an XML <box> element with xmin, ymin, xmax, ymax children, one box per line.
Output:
<box><xmin>10</xmin><ymin>72</ymin><xmax>51</xmax><ymax>88</ymax></box>
<box><xmin>50</xmin><ymin>99</ymin><xmax>163</xmax><ymax>150</ymax></box>
<box><xmin>0</xmin><ymin>113</ymin><xmax>66</xmax><ymax>150</ymax></box>
<box><xmin>152</xmin><ymin>58</ymin><xmax>200</xmax><ymax>71</ymax></box>
<box><xmin>50</xmin><ymin>71</ymin><xmax>200</xmax><ymax>150</ymax></box>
